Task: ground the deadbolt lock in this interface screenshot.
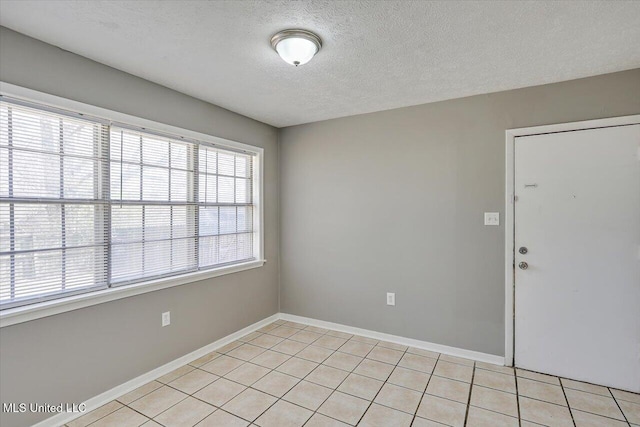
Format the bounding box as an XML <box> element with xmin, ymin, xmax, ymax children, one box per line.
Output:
<box><xmin>518</xmin><ymin>262</ymin><xmax>528</xmax><ymax>270</ymax></box>
<box><xmin>519</xmin><ymin>247</ymin><xmax>528</xmax><ymax>255</ymax></box>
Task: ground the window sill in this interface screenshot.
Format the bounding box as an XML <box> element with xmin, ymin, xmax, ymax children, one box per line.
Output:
<box><xmin>0</xmin><ymin>259</ymin><xmax>266</xmax><ymax>328</ymax></box>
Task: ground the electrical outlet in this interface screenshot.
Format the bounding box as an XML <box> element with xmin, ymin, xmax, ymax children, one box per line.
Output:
<box><xmin>162</xmin><ymin>311</ymin><xmax>171</xmax><ymax>327</ymax></box>
<box><xmin>386</xmin><ymin>293</ymin><xmax>395</xmax><ymax>306</ymax></box>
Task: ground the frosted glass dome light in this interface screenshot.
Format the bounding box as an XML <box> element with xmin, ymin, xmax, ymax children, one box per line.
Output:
<box><xmin>270</xmin><ymin>29</ymin><xmax>322</xmax><ymax>66</ymax></box>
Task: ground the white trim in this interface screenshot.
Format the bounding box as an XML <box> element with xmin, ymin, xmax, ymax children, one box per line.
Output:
<box><xmin>0</xmin><ymin>82</ymin><xmax>267</xmax><ymax>327</ymax></box>
<box><xmin>280</xmin><ymin>313</ymin><xmax>505</xmax><ymax>366</ymax></box>
<box><xmin>0</xmin><ymin>260</ymin><xmax>265</xmax><ymax>328</ymax></box>
<box><xmin>505</xmin><ymin>132</ymin><xmax>515</xmax><ymax>366</ymax></box>
<box><xmin>0</xmin><ymin>82</ymin><xmax>263</xmax><ymax>154</ymax></box>
<box><xmin>254</xmin><ymin>148</ymin><xmax>265</xmax><ymax>264</ymax></box>
<box><xmin>504</xmin><ymin>114</ymin><xmax>640</xmax><ymax>367</ymax></box>
<box><xmin>32</xmin><ymin>313</ymin><xmax>280</xmax><ymax>427</ymax></box>
<box><xmin>32</xmin><ymin>311</ymin><xmax>506</xmax><ymax>426</ymax></box>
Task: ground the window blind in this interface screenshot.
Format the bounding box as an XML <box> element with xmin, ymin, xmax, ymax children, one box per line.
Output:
<box><xmin>109</xmin><ymin>127</ymin><xmax>197</xmax><ymax>284</ymax></box>
<box><xmin>0</xmin><ymin>100</ymin><xmax>110</xmax><ymax>308</ymax></box>
<box><xmin>197</xmin><ymin>145</ymin><xmax>254</xmax><ymax>268</ymax></box>
<box><xmin>0</xmin><ymin>97</ymin><xmax>259</xmax><ymax>310</ymax></box>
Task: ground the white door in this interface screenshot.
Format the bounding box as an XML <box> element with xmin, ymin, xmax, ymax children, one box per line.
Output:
<box><xmin>514</xmin><ymin>124</ymin><xmax>640</xmax><ymax>392</ymax></box>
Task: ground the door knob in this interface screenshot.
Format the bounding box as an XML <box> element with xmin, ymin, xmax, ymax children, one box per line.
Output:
<box><xmin>518</xmin><ymin>262</ymin><xmax>528</xmax><ymax>270</ymax></box>
<box><xmin>519</xmin><ymin>247</ymin><xmax>528</xmax><ymax>254</ymax></box>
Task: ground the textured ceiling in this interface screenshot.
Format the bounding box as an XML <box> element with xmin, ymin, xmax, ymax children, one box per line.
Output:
<box><xmin>1</xmin><ymin>1</ymin><xmax>639</xmax><ymax>128</ymax></box>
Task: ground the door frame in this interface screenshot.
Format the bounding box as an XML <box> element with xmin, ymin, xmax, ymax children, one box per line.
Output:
<box><xmin>503</xmin><ymin>114</ymin><xmax>640</xmax><ymax>367</ymax></box>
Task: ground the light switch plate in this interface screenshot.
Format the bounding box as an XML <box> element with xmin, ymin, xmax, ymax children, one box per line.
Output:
<box><xmin>162</xmin><ymin>311</ymin><xmax>171</xmax><ymax>327</ymax></box>
<box><xmin>484</xmin><ymin>212</ymin><xmax>500</xmax><ymax>226</ymax></box>
<box><xmin>386</xmin><ymin>293</ymin><xmax>395</xmax><ymax>306</ymax></box>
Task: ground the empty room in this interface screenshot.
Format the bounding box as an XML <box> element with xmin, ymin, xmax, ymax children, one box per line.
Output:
<box><xmin>0</xmin><ymin>1</ymin><xmax>639</xmax><ymax>426</ymax></box>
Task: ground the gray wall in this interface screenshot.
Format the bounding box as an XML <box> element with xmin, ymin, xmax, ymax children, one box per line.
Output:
<box><xmin>0</xmin><ymin>27</ymin><xmax>279</xmax><ymax>427</ymax></box>
<box><xmin>279</xmin><ymin>69</ymin><xmax>640</xmax><ymax>357</ymax></box>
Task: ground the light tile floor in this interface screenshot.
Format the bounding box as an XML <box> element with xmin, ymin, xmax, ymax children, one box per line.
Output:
<box><xmin>66</xmin><ymin>320</ymin><xmax>640</xmax><ymax>427</ymax></box>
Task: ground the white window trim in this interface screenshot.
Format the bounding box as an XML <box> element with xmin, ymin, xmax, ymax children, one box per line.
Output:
<box><xmin>0</xmin><ymin>82</ymin><xmax>266</xmax><ymax>328</ymax></box>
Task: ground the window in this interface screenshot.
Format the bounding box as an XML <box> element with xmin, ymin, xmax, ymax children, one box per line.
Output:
<box><xmin>0</xmin><ymin>97</ymin><xmax>262</xmax><ymax>310</ymax></box>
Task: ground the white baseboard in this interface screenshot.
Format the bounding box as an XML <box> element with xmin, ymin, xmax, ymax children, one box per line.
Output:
<box><xmin>35</xmin><ymin>311</ymin><xmax>504</xmax><ymax>427</ymax></box>
<box><xmin>34</xmin><ymin>313</ymin><xmax>279</xmax><ymax>427</ymax></box>
<box><xmin>279</xmin><ymin>313</ymin><xmax>505</xmax><ymax>366</ymax></box>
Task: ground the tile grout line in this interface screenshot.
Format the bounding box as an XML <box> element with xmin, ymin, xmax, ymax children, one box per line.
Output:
<box><xmin>210</xmin><ymin>334</ymin><xmax>326</xmax><ymax>425</ymax></box>
<box><xmin>607</xmin><ymin>386</ymin><xmax>632</xmax><ymax>427</ymax></box>
<box><xmin>352</xmin><ymin>342</ymin><xmax>410</xmax><ymax>426</ymax></box>
<box><xmin>201</xmin><ymin>331</ymin><xmax>391</xmax><ymax>425</ymax></box>
<box><xmin>95</xmin><ymin>323</ymin><xmax>455</xmax><ymax>426</ymax></box>
<box><xmin>463</xmin><ymin>403</ymin><xmax>524</xmax><ymax>422</ymax></box>
<box><xmin>299</xmin><ymin>329</ymin><xmax>379</xmax><ymax>426</ymax></box>
<box><xmin>559</xmin><ymin>376</ymin><xmax>577</xmax><ymax>427</ymax></box>
<box><xmin>230</xmin><ymin>348</ymin><xmax>632</xmax><ymax>424</ymax></box>
<box><xmin>559</xmin><ymin>381</ymin><xmax>634</xmax><ymax>426</ymax></box>
<box><xmin>311</xmin><ymin>332</ymin><xmax>386</xmax><ymax>425</ymax></box>
<box><xmin>514</xmin><ymin>366</ymin><xmax>522</xmax><ymax>427</ymax></box>
<box><xmin>289</xmin><ymin>339</ymin><xmax>360</xmax><ymax>426</ymax></box>
<box><xmin>258</xmin><ymin>324</ymin><xmax>450</xmax><ymax>378</ymax></box>
<box><xmin>469</xmin><ymin>379</ymin><xmax>518</xmax><ymax>396</ymax></box>
<box><xmin>128</xmin><ymin>385</ymin><xmax>195</xmax><ymax>426</ymax></box>
<box><xmin>515</xmin><ymin>371</ymin><xmax>632</xmax><ymax>415</ymax></box>
<box><xmin>291</xmin><ymin>334</ymin><xmax>439</xmax><ymax>392</ymax></box>
<box><xmin>257</xmin><ymin>327</ymin><xmax>371</xmax><ymax>426</ymax></box>
<box><xmin>519</xmin><ymin>367</ymin><xmax>632</xmax><ymax>399</ymax></box>
<box><xmin>120</xmin><ymin>322</ymin><xmax>318</xmax><ymax>426</ymax></box>
<box><xmin>81</xmin><ymin>402</ymin><xmax>151</xmax><ymax>427</ymax></box>
<box><xmin>102</xmin><ymin>325</ymin><xmax>447</xmax><ymax>425</ymax></box>
<box><xmin>79</xmin><ymin>321</ymin><xmax>640</xmax><ymax>427</ymax></box>
<box><xmin>191</xmin><ymin>357</ymin><xmax>297</xmax><ymax>425</ymax></box>
<box><xmin>569</xmin><ymin>407</ymin><xmax>635</xmax><ymax>425</ymax></box>
<box><xmin>462</xmin><ymin>361</ymin><xmax>476</xmax><ymax>427</ymax></box>
<box><xmin>318</xmin><ymin>334</ymin><xmax>422</xmax><ymax>424</ymax></box>
<box><xmin>123</xmin><ymin>403</ymin><xmax>158</xmax><ymax>427</ymax></box>
<box><xmin>409</xmin><ymin>352</ymin><xmax>441</xmax><ymax>426</ymax></box>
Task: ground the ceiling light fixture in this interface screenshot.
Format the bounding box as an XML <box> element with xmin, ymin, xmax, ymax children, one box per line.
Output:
<box><xmin>270</xmin><ymin>29</ymin><xmax>322</xmax><ymax>67</ymax></box>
